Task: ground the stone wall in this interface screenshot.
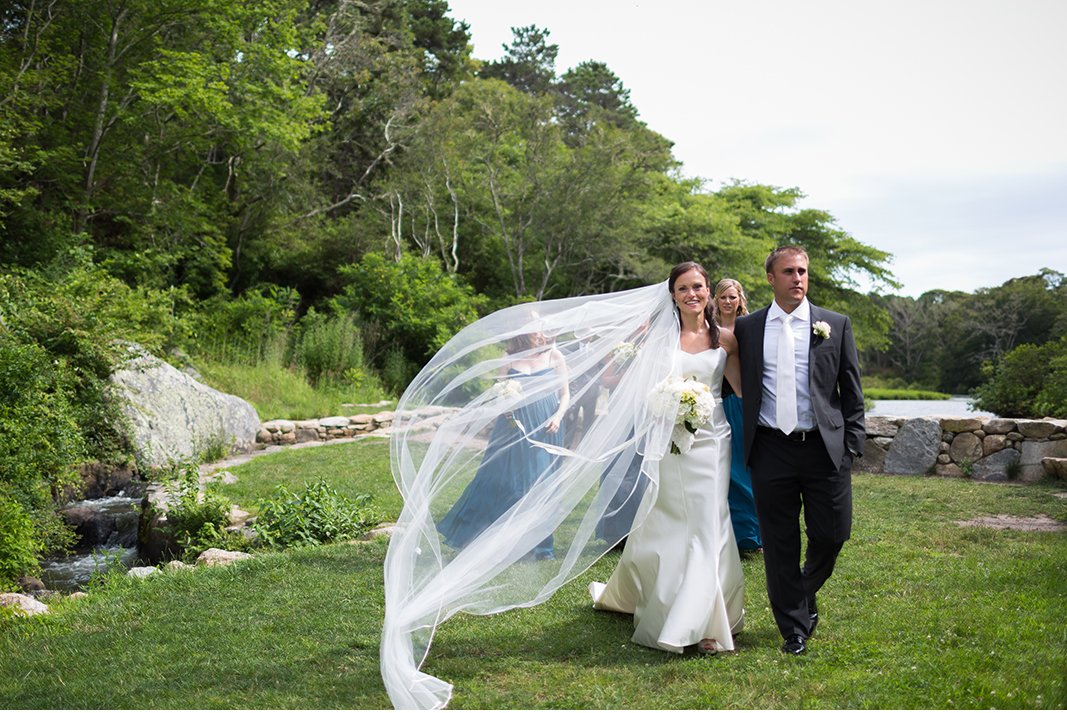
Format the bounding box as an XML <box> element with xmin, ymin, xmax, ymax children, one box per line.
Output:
<box><xmin>257</xmin><ymin>410</ymin><xmax>1067</xmax><ymax>483</ymax></box>
<box><xmin>256</xmin><ymin>412</ymin><xmax>394</xmax><ymax>445</ymax></box>
<box><xmin>857</xmin><ymin>415</ymin><xmax>1067</xmax><ymax>482</ymax></box>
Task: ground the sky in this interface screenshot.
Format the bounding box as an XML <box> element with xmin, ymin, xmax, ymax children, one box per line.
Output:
<box><xmin>445</xmin><ymin>0</ymin><xmax>1067</xmax><ymax>297</ymax></box>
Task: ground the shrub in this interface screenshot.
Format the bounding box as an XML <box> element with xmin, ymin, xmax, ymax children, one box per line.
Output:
<box><xmin>971</xmin><ymin>335</ymin><xmax>1067</xmax><ymax>418</ymax></box>
<box><xmin>255</xmin><ymin>479</ymin><xmax>381</xmax><ymax>550</ymax></box>
<box><xmin>331</xmin><ymin>253</ymin><xmax>487</xmax><ymax>376</ymax></box>
<box><xmin>189</xmin><ymin>285</ymin><xmax>298</xmax><ymax>365</ymax></box>
<box><xmin>0</xmin><ymin>488</ymin><xmax>40</xmax><ymax>589</ymax></box>
<box><xmin>381</xmin><ymin>345</ymin><xmax>418</xmax><ymax>396</ymax></box>
<box><xmin>292</xmin><ymin>309</ymin><xmax>366</xmax><ymax>387</ymax></box>
<box><xmin>159</xmin><ymin>463</ymin><xmax>237</xmax><ymax>561</ymax></box>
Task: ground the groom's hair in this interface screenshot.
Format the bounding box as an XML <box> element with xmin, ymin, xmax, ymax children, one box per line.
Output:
<box><xmin>765</xmin><ymin>245</ymin><xmax>809</xmax><ymax>274</ymax></box>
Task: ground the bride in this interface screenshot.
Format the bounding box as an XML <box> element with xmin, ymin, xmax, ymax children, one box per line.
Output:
<box><xmin>381</xmin><ymin>263</ymin><xmax>743</xmax><ymax>708</ymax></box>
<box><xmin>590</xmin><ymin>262</ymin><xmax>745</xmax><ymax>654</ymax></box>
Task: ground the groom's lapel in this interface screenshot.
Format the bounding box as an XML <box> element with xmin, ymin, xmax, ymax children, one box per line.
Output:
<box><xmin>753</xmin><ymin>307</ymin><xmax>769</xmax><ymax>367</ymax></box>
<box><xmin>809</xmin><ymin>304</ymin><xmax>823</xmax><ymax>350</ymax></box>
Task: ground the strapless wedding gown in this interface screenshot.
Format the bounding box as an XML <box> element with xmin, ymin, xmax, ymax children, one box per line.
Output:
<box><xmin>590</xmin><ymin>348</ymin><xmax>745</xmax><ymax>653</ymax></box>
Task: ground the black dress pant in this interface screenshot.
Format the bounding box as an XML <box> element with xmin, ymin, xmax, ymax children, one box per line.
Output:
<box><xmin>750</xmin><ymin>428</ymin><xmax>852</xmax><ymax>639</ymax></box>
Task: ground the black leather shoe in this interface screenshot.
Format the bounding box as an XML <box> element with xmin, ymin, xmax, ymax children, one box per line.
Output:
<box><xmin>782</xmin><ymin>634</ymin><xmax>806</xmax><ymax>655</ymax></box>
<box><xmin>808</xmin><ymin>597</ymin><xmax>818</xmax><ymax>636</ymax></box>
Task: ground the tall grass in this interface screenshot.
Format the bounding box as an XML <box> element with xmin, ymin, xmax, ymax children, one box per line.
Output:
<box><xmin>193</xmin><ymin>309</ymin><xmax>394</xmax><ymax>421</ymax></box>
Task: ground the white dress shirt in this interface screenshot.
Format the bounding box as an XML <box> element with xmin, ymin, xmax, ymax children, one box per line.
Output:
<box><xmin>759</xmin><ymin>298</ymin><xmax>817</xmax><ymax>432</ymax></box>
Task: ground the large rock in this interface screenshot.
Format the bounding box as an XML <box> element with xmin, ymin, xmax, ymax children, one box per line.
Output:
<box><xmin>1020</xmin><ymin>440</ymin><xmax>1067</xmax><ymax>482</ymax></box>
<box><xmin>884</xmin><ymin>418</ymin><xmax>942</xmax><ymax>474</ymax></box>
<box><xmin>983</xmin><ymin>418</ymin><xmax>1017</xmax><ymax>435</ymax></box>
<box><xmin>0</xmin><ymin>593</ymin><xmax>49</xmax><ymax>616</ymax></box>
<box><xmin>865</xmin><ymin>416</ymin><xmax>903</xmax><ymax>438</ymax></box>
<box><xmin>854</xmin><ymin>440</ymin><xmax>887</xmax><ymax>474</ymax></box>
<box><xmin>62</xmin><ymin>507</ymin><xmax>117</xmax><ymax>548</ymax></box>
<box><xmin>1042</xmin><ymin>457</ymin><xmax>1067</xmax><ymax>480</ymax></box>
<box><xmin>940</xmin><ymin>417</ymin><xmax>982</xmax><ymax>433</ymax></box>
<box><xmin>110</xmin><ymin>346</ymin><xmax>259</xmax><ymax>469</ymax></box>
<box><xmin>1015</xmin><ymin>420</ymin><xmax>1060</xmax><ymax>439</ymax></box>
<box><xmin>948</xmin><ymin>432</ymin><xmax>983</xmax><ymax>463</ymax></box>
<box><xmin>971</xmin><ymin>448</ymin><xmax>1021</xmax><ymax>482</ymax></box>
<box><xmin>197</xmin><ymin>548</ymin><xmax>253</xmax><ymax>567</ymax></box>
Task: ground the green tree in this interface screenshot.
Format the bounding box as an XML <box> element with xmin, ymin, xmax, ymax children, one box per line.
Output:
<box><xmin>971</xmin><ymin>334</ymin><xmax>1067</xmax><ymax>418</ymax></box>
<box><xmin>330</xmin><ymin>252</ymin><xmax>486</xmax><ymax>370</ymax></box>
<box><xmin>479</xmin><ymin>24</ymin><xmax>558</xmax><ymax>95</ymax></box>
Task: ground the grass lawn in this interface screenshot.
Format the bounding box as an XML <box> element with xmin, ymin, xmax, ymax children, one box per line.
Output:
<box><xmin>2</xmin><ymin>439</ymin><xmax>1065</xmax><ymax>709</ymax></box>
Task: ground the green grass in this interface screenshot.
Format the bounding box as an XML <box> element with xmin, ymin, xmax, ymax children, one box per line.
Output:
<box><xmin>197</xmin><ymin>359</ymin><xmax>394</xmax><ymax>422</ymax></box>
<box><xmin>865</xmin><ymin>388</ymin><xmax>953</xmax><ymax>400</ymax></box>
<box><xmin>2</xmin><ymin>441</ymin><xmax>1065</xmax><ymax>709</ymax></box>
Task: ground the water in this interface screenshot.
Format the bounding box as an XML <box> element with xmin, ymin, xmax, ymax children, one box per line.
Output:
<box><xmin>39</xmin><ymin>493</ymin><xmax>148</xmax><ymax>592</ymax></box>
<box><xmin>869</xmin><ymin>396</ymin><xmax>994</xmax><ymax>419</ymax></box>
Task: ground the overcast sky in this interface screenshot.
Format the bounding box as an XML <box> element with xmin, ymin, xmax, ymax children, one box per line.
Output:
<box><xmin>445</xmin><ymin>0</ymin><xmax>1067</xmax><ymax>297</ymax></box>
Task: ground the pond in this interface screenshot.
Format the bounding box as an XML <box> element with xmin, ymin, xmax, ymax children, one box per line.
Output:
<box><xmin>869</xmin><ymin>396</ymin><xmax>994</xmax><ymax>419</ymax></box>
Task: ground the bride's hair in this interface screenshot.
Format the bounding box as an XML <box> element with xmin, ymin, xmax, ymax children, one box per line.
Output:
<box><xmin>668</xmin><ymin>261</ymin><xmax>719</xmax><ymax>349</ymax></box>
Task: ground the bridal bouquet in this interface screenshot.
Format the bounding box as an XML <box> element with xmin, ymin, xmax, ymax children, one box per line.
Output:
<box><xmin>650</xmin><ymin>377</ymin><xmax>717</xmax><ymax>454</ymax></box>
<box><xmin>488</xmin><ymin>378</ymin><xmax>524</xmax><ymax>427</ymax></box>
<box><xmin>611</xmin><ymin>341</ymin><xmax>640</xmax><ymax>366</ymax></box>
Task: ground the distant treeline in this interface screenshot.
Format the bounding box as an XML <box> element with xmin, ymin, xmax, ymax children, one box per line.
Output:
<box><xmin>862</xmin><ymin>270</ymin><xmax>1067</xmax><ymax>397</ymax></box>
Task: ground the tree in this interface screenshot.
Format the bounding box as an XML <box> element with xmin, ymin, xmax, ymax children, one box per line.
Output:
<box><xmin>479</xmin><ymin>25</ymin><xmax>558</xmax><ymax>95</ymax></box>
<box><xmin>396</xmin><ymin>78</ymin><xmax>675</xmax><ymax>302</ymax></box>
<box><xmin>555</xmin><ymin>60</ymin><xmax>638</xmax><ymax>143</ymax></box>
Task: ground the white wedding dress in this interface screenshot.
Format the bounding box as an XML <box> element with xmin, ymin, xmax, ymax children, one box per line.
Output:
<box><xmin>590</xmin><ymin>347</ymin><xmax>745</xmax><ymax>653</ymax></box>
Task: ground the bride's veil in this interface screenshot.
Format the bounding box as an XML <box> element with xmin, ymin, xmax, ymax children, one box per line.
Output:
<box><xmin>380</xmin><ymin>281</ymin><xmax>683</xmax><ymax>709</ymax></box>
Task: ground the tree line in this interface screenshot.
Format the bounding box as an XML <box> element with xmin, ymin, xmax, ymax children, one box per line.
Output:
<box><xmin>0</xmin><ymin>0</ymin><xmax>895</xmax><ymax>353</ymax></box>
<box><xmin>865</xmin><ymin>269</ymin><xmax>1067</xmax><ymax>417</ymax></box>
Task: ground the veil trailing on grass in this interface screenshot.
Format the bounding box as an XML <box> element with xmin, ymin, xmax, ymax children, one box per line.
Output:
<box><xmin>380</xmin><ymin>282</ymin><xmax>684</xmax><ymax>709</ymax></box>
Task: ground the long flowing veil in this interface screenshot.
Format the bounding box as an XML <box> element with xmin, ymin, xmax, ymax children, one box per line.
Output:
<box><xmin>380</xmin><ymin>281</ymin><xmax>683</xmax><ymax>709</ymax></box>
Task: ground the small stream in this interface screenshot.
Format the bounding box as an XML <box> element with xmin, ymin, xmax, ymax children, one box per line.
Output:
<box><xmin>39</xmin><ymin>491</ymin><xmax>150</xmax><ymax>592</ymax></box>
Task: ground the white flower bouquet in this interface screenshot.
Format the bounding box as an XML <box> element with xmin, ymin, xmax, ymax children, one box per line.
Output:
<box><xmin>813</xmin><ymin>320</ymin><xmax>831</xmax><ymax>339</ymax></box>
<box><xmin>650</xmin><ymin>376</ymin><xmax>717</xmax><ymax>454</ymax></box>
<box><xmin>488</xmin><ymin>378</ymin><xmax>524</xmax><ymax>427</ymax></box>
<box><xmin>610</xmin><ymin>342</ymin><xmax>639</xmax><ymax>366</ymax></box>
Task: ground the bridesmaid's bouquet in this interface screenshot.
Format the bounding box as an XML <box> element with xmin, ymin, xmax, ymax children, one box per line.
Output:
<box><xmin>488</xmin><ymin>378</ymin><xmax>524</xmax><ymax>428</ymax></box>
<box><xmin>650</xmin><ymin>377</ymin><xmax>717</xmax><ymax>454</ymax></box>
<box><xmin>610</xmin><ymin>342</ymin><xmax>640</xmax><ymax>366</ymax></box>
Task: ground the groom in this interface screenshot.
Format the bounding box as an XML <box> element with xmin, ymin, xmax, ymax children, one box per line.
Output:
<box><xmin>734</xmin><ymin>245</ymin><xmax>865</xmax><ymax>655</ymax></box>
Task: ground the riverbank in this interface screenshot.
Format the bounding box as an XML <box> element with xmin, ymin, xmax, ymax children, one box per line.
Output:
<box><xmin>870</xmin><ymin>396</ymin><xmax>994</xmax><ymax>419</ymax></box>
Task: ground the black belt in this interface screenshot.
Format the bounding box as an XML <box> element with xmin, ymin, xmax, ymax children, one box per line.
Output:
<box><xmin>757</xmin><ymin>425</ymin><xmax>819</xmax><ymax>442</ymax></box>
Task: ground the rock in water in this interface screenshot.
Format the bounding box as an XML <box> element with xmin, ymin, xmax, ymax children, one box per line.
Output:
<box><xmin>110</xmin><ymin>345</ymin><xmax>259</xmax><ymax>469</ymax></box>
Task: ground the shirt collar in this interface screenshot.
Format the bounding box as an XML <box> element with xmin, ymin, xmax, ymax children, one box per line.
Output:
<box><xmin>768</xmin><ymin>298</ymin><xmax>810</xmax><ymax>324</ymax></box>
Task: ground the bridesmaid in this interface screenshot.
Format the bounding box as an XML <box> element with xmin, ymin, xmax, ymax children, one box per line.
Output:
<box><xmin>436</xmin><ymin>314</ymin><xmax>569</xmax><ymax>561</ymax></box>
<box><xmin>714</xmin><ymin>278</ymin><xmax>763</xmax><ymax>554</ymax></box>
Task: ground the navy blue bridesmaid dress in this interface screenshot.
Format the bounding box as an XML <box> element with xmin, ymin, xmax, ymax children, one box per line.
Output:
<box><xmin>437</xmin><ymin>368</ymin><xmax>564</xmax><ymax>559</ymax></box>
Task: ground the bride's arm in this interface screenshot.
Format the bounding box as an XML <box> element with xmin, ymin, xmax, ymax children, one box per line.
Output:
<box><xmin>719</xmin><ymin>331</ymin><xmax>743</xmax><ymax>398</ymax></box>
<box><xmin>544</xmin><ymin>347</ymin><xmax>570</xmax><ymax>434</ymax></box>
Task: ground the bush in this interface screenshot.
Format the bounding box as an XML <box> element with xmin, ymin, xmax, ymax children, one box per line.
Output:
<box><xmin>159</xmin><ymin>463</ymin><xmax>238</xmax><ymax>561</ymax></box>
<box><xmin>0</xmin><ymin>488</ymin><xmax>40</xmax><ymax>589</ymax></box>
<box><xmin>971</xmin><ymin>335</ymin><xmax>1067</xmax><ymax>418</ymax></box>
<box><xmin>189</xmin><ymin>285</ymin><xmax>298</xmax><ymax>365</ymax></box>
<box><xmin>331</xmin><ymin>253</ymin><xmax>487</xmax><ymax>377</ymax></box>
<box><xmin>292</xmin><ymin>309</ymin><xmax>365</xmax><ymax>387</ymax></box>
<box><xmin>381</xmin><ymin>345</ymin><xmax>418</xmax><ymax>396</ymax></box>
<box><xmin>255</xmin><ymin>479</ymin><xmax>381</xmax><ymax>550</ymax></box>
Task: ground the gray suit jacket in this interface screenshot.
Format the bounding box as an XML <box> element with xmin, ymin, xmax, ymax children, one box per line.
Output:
<box><xmin>735</xmin><ymin>303</ymin><xmax>865</xmax><ymax>470</ymax></box>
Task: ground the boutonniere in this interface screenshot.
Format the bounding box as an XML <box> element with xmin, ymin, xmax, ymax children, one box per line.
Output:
<box><xmin>813</xmin><ymin>321</ymin><xmax>831</xmax><ymax>339</ymax></box>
